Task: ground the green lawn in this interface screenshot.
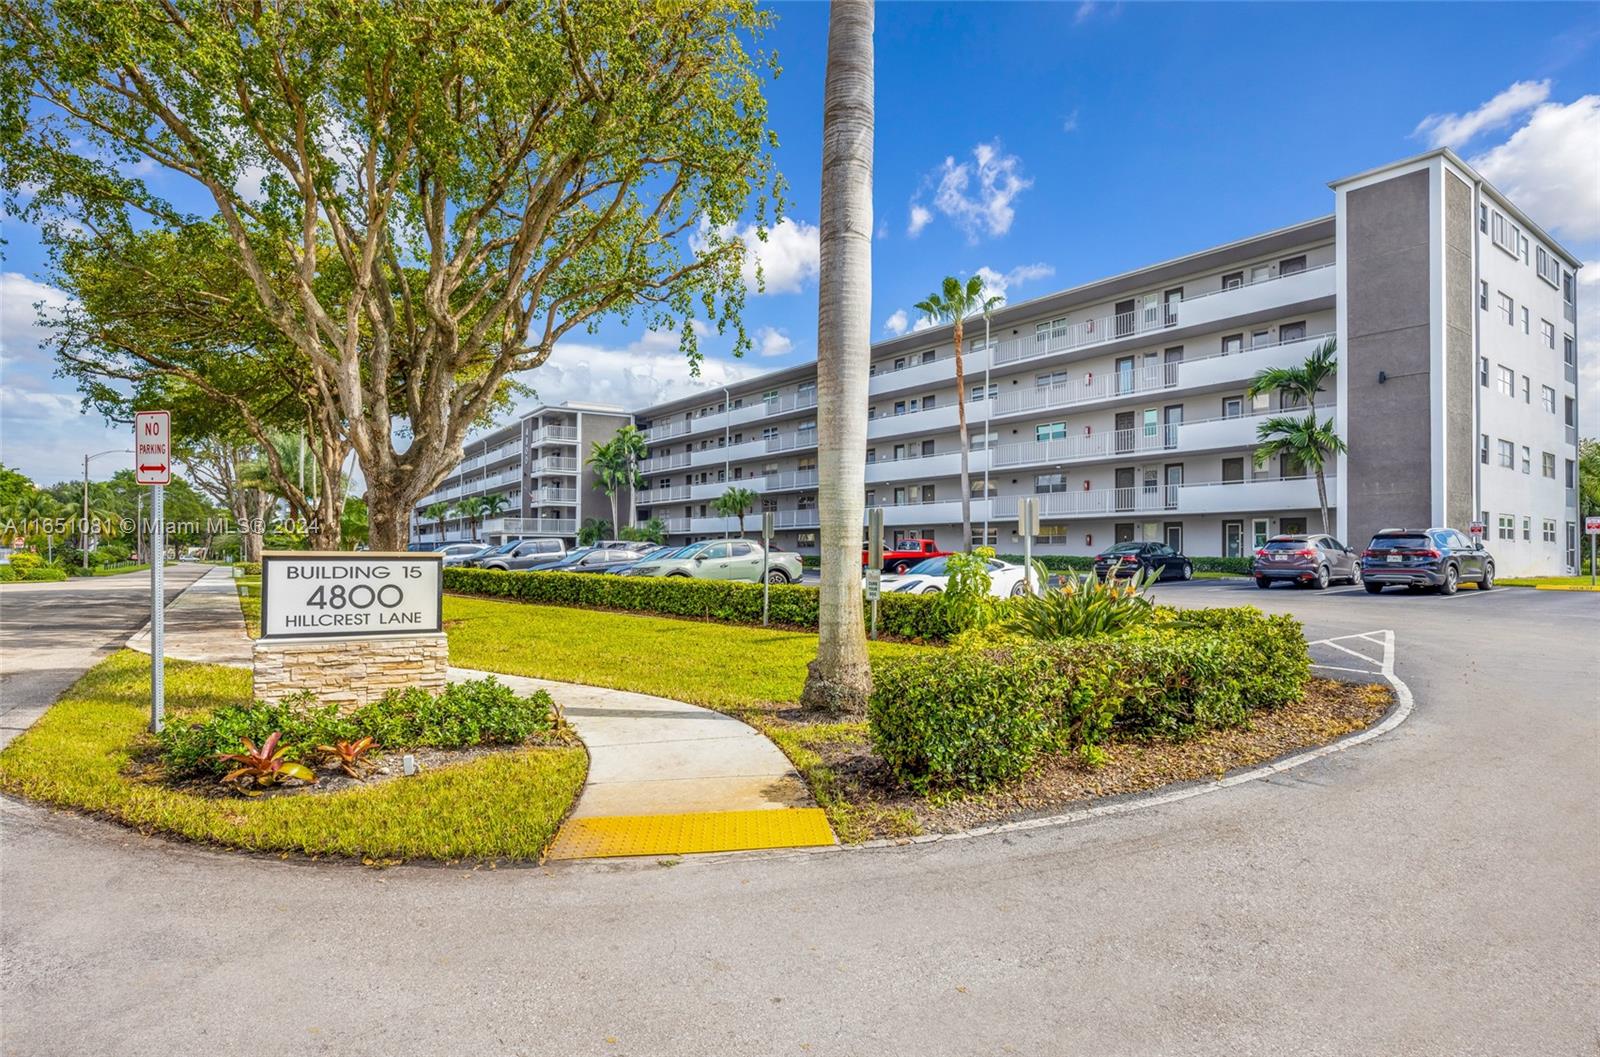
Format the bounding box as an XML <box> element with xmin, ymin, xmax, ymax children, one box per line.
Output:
<box><xmin>444</xmin><ymin>594</ymin><xmax>931</xmax><ymax>710</ymax></box>
<box><xmin>235</xmin><ymin>574</ymin><xmax>261</xmax><ymax>636</ymax></box>
<box><xmin>0</xmin><ymin>652</ymin><xmax>586</xmax><ymax>862</ymax></box>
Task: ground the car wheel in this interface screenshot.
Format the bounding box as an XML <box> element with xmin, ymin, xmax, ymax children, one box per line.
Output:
<box><xmin>1480</xmin><ymin>562</ymin><xmax>1495</xmax><ymax>590</ymax></box>
<box><xmin>1180</xmin><ymin>561</ymin><xmax>1193</xmax><ymax>581</ymax></box>
<box><xmin>766</xmin><ymin>569</ymin><xmax>789</xmax><ymax>584</ymax></box>
<box><xmin>1349</xmin><ymin>565</ymin><xmax>1363</xmax><ymax>586</ymax></box>
<box><xmin>1439</xmin><ymin>564</ymin><xmax>1459</xmax><ymax>595</ymax></box>
<box><xmin>1364</xmin><ymin>581</ymin><xmax>1384</xmax><ymax>594</ymax></box>
<box><xmin>922</xmin><ymin>585</ymin><xmax>942</xmax><ymax>594</ymax></box>
<box><xmin>894</xmin><ymin>561</ymin><xmax>914</xmax><ymax>574</ymax></box>
<box><xmin>1312</xmin><ymin>564</ymin><xmax>1330</xmax><ymax>590</ymax></box>
<box><xmin>1009</xmin><ymin>580</ymin><xmax>1027</xmax><ymax>597</ymax></box>
<box><xmin>1254</xmin><ymin>576</ymin><xmax>1272</xmax><ymax>590</ymax></box>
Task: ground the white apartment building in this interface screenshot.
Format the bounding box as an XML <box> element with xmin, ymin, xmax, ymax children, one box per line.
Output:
<box><xmin>410</xmin><ymin>401</ymin><xmax>629</xmax><ymax>546</ymax></box>
<box><xmin>409</xmin><ymin>149</ymin><xmax>1583</xmax><ymax>576</ymax></box>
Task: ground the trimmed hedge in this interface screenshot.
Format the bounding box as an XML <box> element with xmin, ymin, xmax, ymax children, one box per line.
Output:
<box><xmin>444</xmin><ymin>566</ymin><xmax>961</xmax><ymax>641</ymax></box>
<box><xmin>235</xmin><ymin>561</ymin><xmax>262</xmax><ymax>577</ymax></box>
<box><xmin>0</xmin><ymin>565</ymin><xmax>13</xmax><ymax>583</ymax></box>
<box><xmin>868</xmin><ymin>606</ymin><xmax>1310</xmax><ymax>791</ymax></box>
<box><xmin>0</xmin><ymin>564</ymin><xmax>69</xmax><ymax>582</ymax></box>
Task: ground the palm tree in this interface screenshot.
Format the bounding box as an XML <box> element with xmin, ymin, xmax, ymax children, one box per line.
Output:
<box><xmin>455</xmin><ymin>495</ymin><xmax>488</xmax><ymax>542</ymax></box>
<box><xmin>914</xmin><ymin>275</ymin><xmax>1003</xmax><ymax>550</ymax></box>
<box><xmin>637</xmin><ymin>516</ymin><xmax>667</xmax><ymax>545</ymax></box>
<box><xmin>713</xmin><ymin>486</ymin><xmax>759</xmax><ymax>538</ymax></box>
<box><xmin>1253</xmin><ymin>412</ymin><xmax>1348</xmax><ymax>534</ymax></box>
<box><xmin>578</xmin><ymin>517</ymin><xmax>613</xmax><ymax>546</ymax></box>
<box><xmin>610</xmin><ymin>425</ymin><xmax>649</xmax><ymax>529</ymax></box>
<box><xmin>1247</xmin><ymin>337</ymin><xmax>1337</xmax><ymax>415</ymax></box>
<box><xmin>422</xmin><ymin>501</ymin><xmax>454</xmax><ymax>542</ymax></box>
<box><xmin>801</xmin><ymin>0</ymin><xmax>874</xmax><ymax>715</ymax></box>
<box><xmin>587</xmin><ymin>438</ymin><xmax>627</xmax><ymax>534</ymax></box>
<box><xmin>481</xmin><ymin>492</ymin><xmax>509</xmax><ymax>527</ymax></box>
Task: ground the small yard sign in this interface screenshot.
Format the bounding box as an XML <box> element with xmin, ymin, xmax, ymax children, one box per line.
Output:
<box><xmin>260</xmin><ymin>552</ymin><xmax>442</xmax><ymax>639</ymax></box>
<box><xmin>1469</xmin><ymin>521</ymin><xmax>1485</xmax><ymax>538</ymax></box>
<box><xmin>1587</xmin><ymin>516</ymin><xmax>1600</xmax><ymax>536</ymax></box>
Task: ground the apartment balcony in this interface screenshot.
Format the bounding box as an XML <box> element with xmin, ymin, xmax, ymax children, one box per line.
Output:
<box><xmin>869</xmin><ymin>347</ymin><xmax>992</xmax><ymax>399</ymax></box>
<box><xmin>642</xmin><ymin>485</ymin><xmax>692</xmax><ymax>504</ymax></box>
<box><xmin>766</xmin><ymin>430</ymin><xmax>819</xmax><ymax>455</ymax></box>
<box><xmin>639</xmin><ymin>451</ymin><xmax>692</xmax><ymax>473</ymax></box>
<box><xmin>990</xmin><ymin>264</ymin><xmax>1334</xmax><ymax>369</ymax></box>
<box><xmin>989</xmin><ymin>476</ymin><xmax>1331</xmax><ymax>522</ymax></box>
<box><xmin>483</xmin><ymin>516</ymin><xmax>578</xmax><ymax>536</ymax></box>
<box><xmin>530</xmin><ymin>425</ymin><xmax>578</xmax><ymax>445</ymax></box>
<box><xmin>985</xmin><ymin>332</ymin><xmax>1333</xmax><ymax>422</ymax></box>
<box><xmin>773</xmin><ymin>509</ymin><xmax>821</xmax><ymax>530</ymax></box>
<box><xmin>757</xmin><ymin>468</ymin><xmax>820</xmax><ymax>492</ymax></box>
<box><xmin>867</xmin><ymin>403</ymin><xmax>959</xmax><ymax>441</ymax></box>
<box><xmin>643</xmin><ymin>419</ymin><xmax>694</xmax><ymax>443</ymax></box>
<box><xmin>763</xmin><ymin>390</ymin><xmax>818</xmax><ymax>416</ymax></box>
<box><xmin>864</xmin><ymin>449</ymin><xmax>989</xmax><ymax>485</ymax></box>
<box><xmin>662</xmin><ymin>516</ymin><xmax>694</xmax><ymax>534</ymax></box>
<box><xmin>536</xmin><ymin>486</ymin><xmax>578</xmax><ymax>505</ymax></box>
<box><xmin>532</xmin><ymin>456</ymin><xmax>579</xmax><ymax>474</ymax></box>
<box><xmin>990</xmin><ymin>407</ymin><xmax>1316</xmax><ymax>471</ymax></box>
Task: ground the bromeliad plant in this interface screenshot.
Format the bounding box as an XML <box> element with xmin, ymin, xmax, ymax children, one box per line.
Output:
<box><xmin>217</xmin><ymin>732</ymin><xmax>316</xmax><ymax>793</ymax></box>
<box><xmin>1003</xmin><ymin>564</ymin><xmax>1159</xmax><ymax>640</ymax></box>
<box><xmin>317</xmin><ymin>736</ymin><xmax>377</xmax><ymax>778</ymax></box>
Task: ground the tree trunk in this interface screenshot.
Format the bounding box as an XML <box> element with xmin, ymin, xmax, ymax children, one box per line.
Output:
<box><xmin>1315</xmin><ymin>467</ymin><xmax>1331</xmax><ymax>535</ymax></box>
<box><xmin>610</xmin><ymin>492</ymin><xmax>620</xmax><ymax>538</ymax></box>
<box><xmin>802</xmin><ymin>0</ymin><xmax>874</xmax><ymax>715</ymax></box>
<box><xmin>953</xmin><ymin>317</ymin><xmax>971</xmax><ymax>550</ymax></box>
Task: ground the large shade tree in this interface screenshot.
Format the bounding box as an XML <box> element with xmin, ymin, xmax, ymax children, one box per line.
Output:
<box><xmin>2</xmin><ymin>0</ymin><xmax>782</xmax><ymax>550</ymax></box>
<box><xmin>914</xmin><ymin>275</ymin><xmax>1002</xmax><ymax>550</ymax></box>
<box><xmin>801</xmin><ymin>0</ymin><xmax>874</xmax><ymax>714</ymax></box>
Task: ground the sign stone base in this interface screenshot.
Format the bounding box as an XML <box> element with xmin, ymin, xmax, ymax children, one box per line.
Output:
<box><xmin>252</xmin><ymin>633</ymin><xmax>449</xmax><ymax>711</ymax></box>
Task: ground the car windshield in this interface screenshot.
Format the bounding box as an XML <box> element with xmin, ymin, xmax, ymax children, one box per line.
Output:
<box><xmin>1371</xmin><ymin>534</ymin><xmax>1431</xmax><ymax>549</ymax></box>
<box><xmin>1103</xmin><ymin>543</ymin><xmax>1143</xmax><ymax>555</ymax></box>
<box><xmin>1264</xmin><ymin>539</ymin><xmax>1310</xmax><ymax>550</ymax></box>
<box><xmin>483</xmin><ymin>540</ymin><xmax>520</xmax><ymax>556</ymax></box>
<box><xmin>905</xmin><ymin>556</ymin><xmax>950</xmax><ymax>576</ymax></box>
<box><xmin>655</xmin><ymin>546</ymin><xmax>699</xmax><ymax>560</ymax></box>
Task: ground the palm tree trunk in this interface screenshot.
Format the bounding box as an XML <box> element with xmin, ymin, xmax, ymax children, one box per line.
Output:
<box><xmin>609</xmin><ymin>492</ymin><xmax>619</xmax><ymax>538</ymax></box>
<box><xmin>802</xmin><ymin>0</ymin><xmax>873</xmax><ymax>715</ymax></box>
<box><xmin>953</xmin><ymin>317</ymin><xmax>971</xmax><ymax>550</ymax></box>
<box><xmin>1315</xmin><ymin>467</ymin><xmax>1331</xmax><ymax>535</ymax></box>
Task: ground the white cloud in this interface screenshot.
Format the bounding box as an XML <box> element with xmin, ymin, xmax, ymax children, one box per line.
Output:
<box><xmin>875</xmin><ymin>220</ymin><xmax>889</xmax><ymax>240</ymax></box>
<box><xmin>911</xmin><ymin>316</ymin><xmax>935</xmax><ymax>333</ymax></box>
<box><xmin>1413</xmin><ymin>80</ymin><xmax>1551</xmax><ymax>149</ymax></box>
<box><xmin>907</xmin><ymin>204</ymin><xmax>933</xmax><ymax>238</ymax></box>
<box><xmin>755</xmin><ymin>325</ymin><xmax>794</xmax><ymax>358</ymax></box>
<box><xmin>693</xmin><ymin>216</ymin><xmax>820</xmax><ymax>294</ymax></box>
<box><xmin>883</xmin><ymin>309</ymin><xmax>908</xmax><ymax>336</ymax></box>
<box><xmin>518</xmin><ymin>330</ymin><xmax>759</xmax><ymax>415</ymax></box>
<box><xmin>1470</xmin><ymin>94</ymin><xmax>1600</xmax><ymax>241</ymax></box>
<box><xmin>1578</xmin><ymin>262</ymin><xmax>1600</xmax><ymax>430</ymax></box>
<box><xmin>1061</xmin><ymin>108</ymin><xmax>1080</xmax><ymax>133</ymax></box>
<box><xmin>0</xmin><ymin>272</ymin><xmax>134</xmax><ymax>485</ymax></box>
<box><xmin>908</xmin><ymin>141</ymin><xmax>1033</xmax><ymax>243</ymax></box>
<box><xmin>1074</xmin><ymin>1</ymin><xmax>1097</xmax><ymax>24</ymax></box>
<box><xmin>974</xmin><ymin>261</ymin><xmax>1055</xmax><ymax>304</ymax></box>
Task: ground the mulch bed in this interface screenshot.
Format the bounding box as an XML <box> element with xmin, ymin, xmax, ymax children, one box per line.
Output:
<box><xmin>759</xmin><ymin>677</ymin><xmax>1393</xmax><ymax>840</ymax></box>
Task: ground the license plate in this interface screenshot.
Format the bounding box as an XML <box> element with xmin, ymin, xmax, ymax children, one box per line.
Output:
<box><xmin>1386</xmin><ymin>555</ymin><xmax>1402</xmax><ymax>563</ymax></box>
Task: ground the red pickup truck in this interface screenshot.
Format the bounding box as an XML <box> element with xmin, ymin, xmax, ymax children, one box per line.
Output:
<box><xmin>863</xmin><ymin>538</ymin><xmax>950</xmax><ymax>574</ymax></box>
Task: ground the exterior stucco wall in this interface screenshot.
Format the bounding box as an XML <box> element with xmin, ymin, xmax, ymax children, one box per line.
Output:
<box><xmin>1443</xmin><ymin>171</ymin><xmax>1476</xmax><ymax>531</ymax></box>
<box><xmin>1344</xmin><ymin>169</ymin><xmax>1434</xmax><ymax>547</ymax></box>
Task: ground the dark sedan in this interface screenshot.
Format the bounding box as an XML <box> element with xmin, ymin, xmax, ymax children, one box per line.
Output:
<box><xmin>1252</xmin><ymin>533</ymin><xmax>1362</xmax><ymax>589</ymax></box>
<box><xmin>1092</xmin><ymin>541</ymin><xmax>1193</xmax><ymax>581</ymax></box>
<box><xmin>539</xmin><ymin>545</ymin><xmax>653</xmax><ymax>574</ymax></box>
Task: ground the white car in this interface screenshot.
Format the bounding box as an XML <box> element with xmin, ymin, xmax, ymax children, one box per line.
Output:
<box><xmin>873</xmin><ymin>555</ymin><xmax>1042</xmax><ymax>597</ymax></box>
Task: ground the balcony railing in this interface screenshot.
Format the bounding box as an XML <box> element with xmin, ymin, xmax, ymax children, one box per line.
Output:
<box><xmin>644</xmin><ymin>485</ymin><xmax>692</xmax><ymax>503</ymax></box>
<box><xmin>484</xmin><ymin>516</ymin><xmax>577</xmax><ymax>535</ymax></box>
<box><xmin>758</xmin><ymin>468</ymin><xmax>819</xmax><ymax>491</ymax></box>
<box><xmin>533</xmin><ymin>456</ymin><xmax>578</xmax><ymax>474</ymax></box>
<box><xmin>530</xmin><ymin>425</ymin><xmax>578</xmax><ymax>444</ymax></box>
<box><xmin>764</xmin><ymin>390</ymin><xmax>818</xmax><ymax>416</ymax></box>
<box><xmin>643</xmin><ymin>419</ymin><xmax>693</xmax><ymax>443</ymax></box>
<box><xmin>765</xmin><ymin>430</ymin><xmax>818</xmax><ymax>454</ymax></box>
<box><xmin>640</xmin><ymin>451</ymin><xmax>692</xmax><ymax>473</ymax></box>
<box><xmin>537</xmin><ymin>487</ymin><xmax>578</xmax><ymax>504</ymax></box>
<box><xmin>774</xmin><ymin>509</ymin><xmax>820</xmax><ymax>529</ymax></box>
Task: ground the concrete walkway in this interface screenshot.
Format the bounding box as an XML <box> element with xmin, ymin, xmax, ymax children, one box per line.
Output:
<box><xmin>116</xmin><ymin>569</ymin><xmax>831</xmax><ymax>858</ymax></box>
<box><xmin>125</xmin><ymin>565</ymin><xmax>253</xmax><ymax>665</ymax></box>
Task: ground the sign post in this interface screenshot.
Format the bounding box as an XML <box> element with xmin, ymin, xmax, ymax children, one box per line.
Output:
<box><xmin>1586</xmin><ymin>515</ymin><xmax>1599</xmax><ymax>587</ymax></box>
<box><xmin>1017</xmin><ymin>496</ymin><xmax>1041</xmax><ymax>595</ymax></box>
<box><xmin>1468</xmin><ymin>520</ymin><xmax>1485</xmax><ymax>541</ymax></box>
<box><xmin>866</xmin><ymin>507</ymin><xmax>884</xmax><ymax>640</ymax></box>
<box><xmin>135</xmin><ymin>410</ymin><xmax>171</xmax><ymax>733</ymax></box>
<box><xmin>761</xmin><ymin>511</ymin><xmax>775</xmax><ymax>627</ymax></box>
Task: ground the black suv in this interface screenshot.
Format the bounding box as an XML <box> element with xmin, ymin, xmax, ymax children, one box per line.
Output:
<box><xmin>1360</xmin><ymin>527</ymin><xmax>1494</xmax><ymax>596</ymax></box>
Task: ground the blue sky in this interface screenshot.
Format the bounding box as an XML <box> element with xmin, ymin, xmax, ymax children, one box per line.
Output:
<box><xmin>3</xmin><ymin>1</ymin><xmax>1598</xmax><ymax>485</ymax></box>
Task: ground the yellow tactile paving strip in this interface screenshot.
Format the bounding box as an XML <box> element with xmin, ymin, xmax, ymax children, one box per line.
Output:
<box><xmin>545</xmin><ymin>808</ymin><xmax>835</xmax><ymax>860</ymax></box>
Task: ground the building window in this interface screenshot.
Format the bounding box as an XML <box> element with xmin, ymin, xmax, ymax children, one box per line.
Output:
<box><xmin>1222</xmin><ymin>271</ymin><xmax>1243</xmax><ymax>290</ymax></box>
<box><xmin>1479</xmin><ymin>356</ymin><xmax>1489</xmax><ymax>386</ymax></box>
<box><xmin>1480</xmin><ymin>434</ymin><xmax>1490</xmax><ymax>464</ymax></box>
<box><xmin>1479</xmin><ymin>203</ymin><xmax>1489</xmax><ymax>233</ymax></box>
<box><xmin>1522</xmin><ymin>516</ymin><xmax>1532</xmax><ymax>542</ymax></box>
<box><xmin>1565</xmin><ymin>335</ymin><xmax>1577</xmax><ymax>370</ymax></box>
<box><xmin>1498</xmin><ymin>440</ymin><xmax>1514</xmax><ymax>468</ymax></box>
<box><xmin>1535</xmin><ymin>246</ymin><xmax>1561</xmax><ymax>287</ymax></box>
<box><xmin>969</xmin><ymin>382</ymin><xmax>997</xmax><ymax>402</ymax></box>
<box><xmin>1496</xmin><ymin>365</ymin><xmax>1514</xmax><ymax>396</ymax></box>
<box><xmin>1035</xmin><ymin>369</ymin><xmax>1069</xmax><ymax>388</ymax></box>
<box><xmin>796</xmin><ymin>531</ymin><xmax>817</xmax><ymax>549</ymax></box>
<box><xmin>1521</xmin><ymin>307</ymin><xmax>1530</xmax><ymax>334</ymax></box>
<box><xmin>969</xmin><ymin>431</ymin><xmax>998</xmax><ymax>452</ymax></box>
<box><xmin>1521</xmin><ymin>446</ymin><xmax>1531</xmax><ymax>475</ymax></box>
<box><xmin>1035</xmin><ymin>422</ymin><xmax>1067</xmax><ymax>442</ymax></box>
<box><xmin>1543</xmin><ymin>451</ymin><xmax>1556</xmax><ymax>478</ymax></box>
<box><xmin>1278</xmin><ymin>321</ymin><xmax>1307</xmax><ymax>343</ymax></box>
<box><xmin>1522</xmin><ymin>376</ymin><xmax>1531</xmax><ymax>404</ymax></box>
<box><xmin>971</xmin><ymin>527</ymin><xmax>999</xmax><ymax>547</ymax></box>
<box><xmin>1568</xmin><ymin>459</ymin><xmax>1577</xmax><ymax>488</ymax></box>
<box><xmin>1497</xmin><ymin>515</ymin><xmax>1515</xmax><ymax>541</ymax></box>
<box><xmin>1033</xmin><ymin>524</ymin><xmax>1069</xmax><ymax>546</ymax></box>
<box><xmin>1541</xmin><ymin>319</ymin><xmax>1555</xmax><ymax>349</ymax></box>
<box><xmin>1479</xmin><ymin>280</ymin><xmax>1488</xmax><ymax>309</ymax></box>
<box><xmin>1222</xmin><ymin>457</ymin><xmax>1245</xmax><ymax>483</ymax></box>
<box><xmin>1490</xmin><ymin>211</ymin><xmax>1520</xmax><ymax>256</ymax></box>
<box><xmin>969</xmin><ymin>478</ymin><xmax>996</xmax><ymax>498</ymax></box>
<box><xmin>1543</xmin><ymin>519</ymin><xmax>1557</xmax><ymax>544</ymax></box>
<box><xmin>1034</xmin><ymin>472</ymin><xmax>1069</xmax><ymax>494</ymax></box>
<box><xmin>1564</xmin><ymin>271</ymin><xmax>1577</xmax><ymax>324</ymax></box>
<box><xmin>893</xmin><ymin>400</ymin><xmax>906</xmax><ymax>416</ymax></box>
<box><xmin>1497</xmin><ymin>292</ymin><xmax>1514</xmax><ymax>325</ymax></box>
<box><xmin>1222</xmin><ymin>334</ymin><xmax>1244</xmax><ymax>356</ymax></box>
<box><xmin>1278</xmin><ymin>255</ymin><xmax>1307</xmax><ymax>276</ymax></box>
<box><xmin>1222</xmin><ymin>396</ymin><xmax>1243</xmax><ymax>419</ymax></box>
<box><xmin>1543</xmin><ymin>385</ymin><xmax>1557</xmax><ymax>414</ymax></box>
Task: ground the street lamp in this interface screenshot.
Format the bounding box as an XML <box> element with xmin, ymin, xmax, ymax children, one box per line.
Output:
<box><xmin>83</xmin><ymin>449</ymin><xmax>133</xmax><ymax>569</ymax></box>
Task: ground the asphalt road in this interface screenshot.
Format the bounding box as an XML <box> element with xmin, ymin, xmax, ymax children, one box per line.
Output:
<box><xmin>0</xmin><ymin>564</ymin><xmax>210</xmax><ymax>748</ymax></box>
<box><xmin>1</xmin><ymin>578</ymin><xmax>1596</xmax><ymax>1056</ymax></box>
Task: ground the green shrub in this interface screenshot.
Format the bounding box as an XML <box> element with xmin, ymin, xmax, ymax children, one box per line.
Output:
<box><xmin>20</xmin><ymin>567</ymin><xmax>69</xmax><ymax>582</ymax></box>
<box><xmin>1191</xmin><ymin>556</ymin><xmax>1253</xmax><ymax>575</ymax></box>
<box><xmin>929</xmin><ymin>547</ymin><xmax>999</xmax><ymax>633</ymax></box>
<box><xmin>235</xmin><ymin>561</ymin><xmax>262</xmax><ymax>577</ymax></box>
<box><xmin>444</xmin><ymin>567</ymin><xmax>961</xmax><ymax>641</ymax></box>
<box><xmin>1001</xmin><ymin>566</ymin><xmax>1158</xmax><ymax>639</ymax></box>
<box><xmin>0</xmin><ymin>565</ymin><xmax>15</xmax><ymax>583</ymax></box>
<box><xmin>8</xmin><ymin>553</ymin><xmax>44</xmax><ymax>574</ymax></box>
<box><xmin>996</xmin><ymin>553</ymin><xmax>1096</xmax><ymax>572</ymax></box>
<box><xmin>868</xmin><ymin>606</ymin><xmax>1310</xmax><ymax>791</ymax></box>
<box><xmin>156</xmin><ymin>677</ymin><xmax>553</xmax><ymax>779</ymax></box>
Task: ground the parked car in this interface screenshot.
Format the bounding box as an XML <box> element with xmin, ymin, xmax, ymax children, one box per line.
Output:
<box><xmin>595</xmin><ymin>545</ymin><xmax>674</xmax><ymax>576</ymax></box>
<box><xmin>863</xmin><ymin>537</ymin><xmax>950</xmax><ymax>575</ymax></box>
<box><xmin>480</xmin><ymin>538</ymin><xmax>567</xmax><ymax>571</ymax></box>
<box><xmin>877</xmin><ymin>555</ymin><xmax>1042</xmax><ymax>597</ymax></box>
<box><xmin>1252</xmin><ymin>533</ymin><xmax>1362</xmax><ymax>589</ymax></box>
<box><xmin>1092</xmin><ymin>541</ymin><xmax>1193</xmax><ymax>581</ymax></box>
<box><xmin>536</xmin><ymin>545</ymin><xmax>652</xmax><ymax>574</ymax></box>
<box><xmin>624</xmin><ymin>539</ymin><xmax>803</xmax><ymax>584</ymax></box>
<box><xmin>458</xmin><ymin>539</ymin><xmax>521</xmax><ymax>567</ymax></box>
<box><xmin>1360</xmin><ymin>527</ymin><xmax>1493</xmax><ymax>595</ymax></box>
<box><xmin>424</xmin><ymin>542</ymin><xmax>488</xmax><ymax>560</ymax></box>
